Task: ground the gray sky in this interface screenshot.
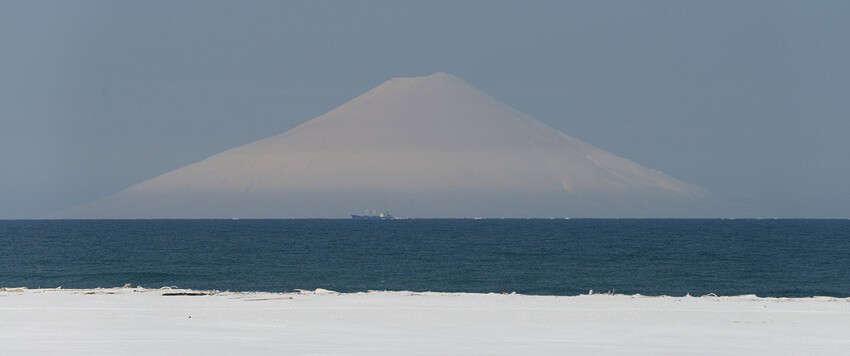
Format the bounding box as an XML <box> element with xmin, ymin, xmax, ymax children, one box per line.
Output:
<box><xmin>1</xmin><ymin>0</ymin><xmax>848</xmax><ymax>218</ymax></box>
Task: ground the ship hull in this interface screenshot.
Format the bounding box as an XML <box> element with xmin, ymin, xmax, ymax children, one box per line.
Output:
<box><xmin>351</xmin><ymin>214</ymin><xmax>394</xmax><ymax>220</ymax></box>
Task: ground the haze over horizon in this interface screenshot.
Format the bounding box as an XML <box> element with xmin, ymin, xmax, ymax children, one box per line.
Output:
<box><xmin>2</xmin><ymin>1</ymin><xmax>849</xmax><ymax>218</ymax></box>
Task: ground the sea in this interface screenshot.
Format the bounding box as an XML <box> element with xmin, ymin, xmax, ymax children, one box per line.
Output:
<box><xmin>1</xmin><ymin>219</ymin><xmax>848</xmax><ymax>297</ymax></box>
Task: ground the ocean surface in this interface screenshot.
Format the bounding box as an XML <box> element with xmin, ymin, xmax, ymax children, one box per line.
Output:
<box><xmin>1</xmin><ymin>219</ymin><xmax>849</xmax><ymax>297</ymax></box>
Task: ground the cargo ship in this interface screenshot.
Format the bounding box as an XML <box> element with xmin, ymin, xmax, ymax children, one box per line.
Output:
<box><xmin>351</xmin><ymin>210</ymin><xmax>395</xmax><ymax>220</ymax></box>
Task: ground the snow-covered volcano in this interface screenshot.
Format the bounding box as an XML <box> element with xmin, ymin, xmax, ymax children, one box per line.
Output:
<box><xmin>63</xmin><ymin>72</ymin><xmax>726</xmax><ymax>218</ymax></box>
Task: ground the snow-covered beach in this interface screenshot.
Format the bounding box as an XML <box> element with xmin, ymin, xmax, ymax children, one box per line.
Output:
<box><xmin>2</xmin><ymin>287</ymin><xmax>848</xmax><ymax>354</ymax></box>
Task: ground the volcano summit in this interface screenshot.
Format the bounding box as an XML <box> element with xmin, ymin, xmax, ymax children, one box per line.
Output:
<box><xmin>64</xmin><ymin>72</ymin><xmax>726</xmax><ymax>218</ymax></box>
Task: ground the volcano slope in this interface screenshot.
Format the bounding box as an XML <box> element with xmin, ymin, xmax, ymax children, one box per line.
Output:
<box><xmin>63</xmin><ymin>72</ymin><xmax>728</xmax><ymax>218</ymax></box>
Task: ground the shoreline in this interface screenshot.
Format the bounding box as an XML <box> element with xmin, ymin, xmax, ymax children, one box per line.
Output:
<box><xmin>2</xmin><ymin>287</ymin><xmax>849</xmax><ymax>354</ymax></box>
<box><xmin>3</xmin><ymin>286</ymin><xmax>848</xmax><ymax>299</ymax></box>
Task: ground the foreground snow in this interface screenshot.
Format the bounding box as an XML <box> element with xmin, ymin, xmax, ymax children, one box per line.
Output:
<box><xmin>1</xmin><ymin>287</ymin><xmax>848</xmax><ymax>355</ymax></box>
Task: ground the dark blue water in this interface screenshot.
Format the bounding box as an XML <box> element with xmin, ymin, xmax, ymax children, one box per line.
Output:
<box><xmin>1</xmin><ymin>219</ymin><xmax>849</xmax><ymax>297</ymax></box>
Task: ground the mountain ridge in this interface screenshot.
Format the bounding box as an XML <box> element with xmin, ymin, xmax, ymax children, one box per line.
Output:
<box><xmin>60</xmin><ymin>72</ymin><xmax>729</xmax><ymax>218</ymax></box>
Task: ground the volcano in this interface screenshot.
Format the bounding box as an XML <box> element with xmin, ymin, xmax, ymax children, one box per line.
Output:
<box><xmin>63</xmin><ymin>72</ymin><xmax>726</xmax><ymax>218</ymax></box>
